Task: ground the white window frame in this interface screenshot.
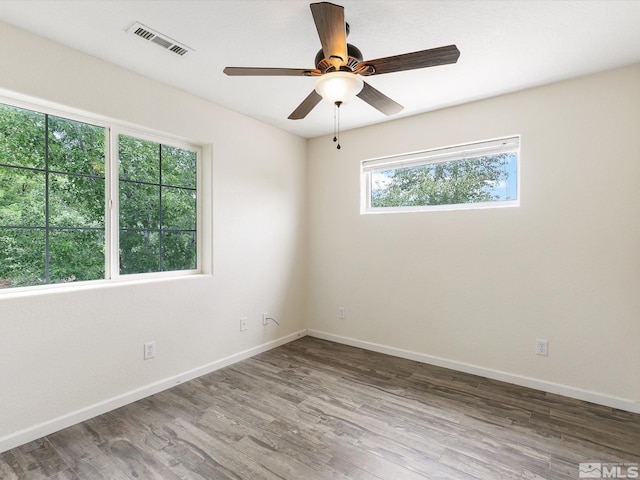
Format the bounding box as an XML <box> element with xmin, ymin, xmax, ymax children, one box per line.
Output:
<box><xmin>110</xmin><ymin>128</ymin><xmax>202</xmax><ymax>282</ymax></box>
<box><xmin>361</xmin><ymin>136</ymin><xmax>520</xmax><ymax>214</ymax></box>
<box><xmin>0</xmin><ymin>94</ymin><xmax>203</xmax><ymax>294</ymax></box>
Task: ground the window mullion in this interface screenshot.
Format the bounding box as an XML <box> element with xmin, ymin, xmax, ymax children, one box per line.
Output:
<box><xmin>107</xmin><ymin>129</ymin><xmax>120</xmax><ymax>280</ymax></box>
<box><xmin>44</xmin><ymin>114</ymin><xmax>50</xmax><ymax>284</ymax></box>
<box><xmin>158</xmin><ymin>143</ymin><xmax>163</xmax><ymax>272</ymax></box>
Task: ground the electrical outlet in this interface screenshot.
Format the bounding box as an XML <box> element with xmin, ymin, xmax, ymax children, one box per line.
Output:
<box><xmin>263</xmin><ymin>312</ymin><xmax>269</xmax><ymax>325</ymax></box>
<box><xmin>338</xmin><ymin>307</ymin><xmax>346</xmax><ymax>319</ymax></box>
<box><xmin>536</xmin><ymin>339</ymin><xmax>548</xmax><ymax>356</ymax></box>
<box><xmin>240</xmin><ymin>317</ymin><xmax>247</xmax><ymax>332</ymax></box>
<box><xmin>144</xmin><ymin>341</ymin><xmax>156</xmax><ymax>360</ymax></box>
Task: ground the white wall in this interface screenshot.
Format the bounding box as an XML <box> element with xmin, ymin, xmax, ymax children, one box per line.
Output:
<box><xmin>0</xmin><ymin>21</ymin><xmax>307</xmax><ymax>450</ymax></box>
<box><xmin>307</xmin><ymin>64</ymin><xmax>640</xmax><ymax>411</ymax></box>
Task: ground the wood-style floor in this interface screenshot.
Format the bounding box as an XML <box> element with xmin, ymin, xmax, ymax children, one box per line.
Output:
<box><xmin>1</xmin><ymin>336</ymin><xmax>639</xmax><ymax>479</ymax></box>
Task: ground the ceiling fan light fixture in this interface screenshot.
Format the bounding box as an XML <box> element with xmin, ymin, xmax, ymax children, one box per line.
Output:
<box><xmin>315</xmin><ymin>71</ymin><xmax>364</xmax><ymax>105</ymax></box>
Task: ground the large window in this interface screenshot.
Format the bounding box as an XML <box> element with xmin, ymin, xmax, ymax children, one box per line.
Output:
<box><xmin>362</xmin><ymin>136</ymin><xmax>519</xmax><ymax>213</ymax></box>
<box><xmin>0</xmin><ymin>101</ymin><xmax>200</xmax><ymax>290</ymax></box>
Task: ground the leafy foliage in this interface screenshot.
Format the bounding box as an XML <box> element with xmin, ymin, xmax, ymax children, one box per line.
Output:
<box><xmin>0</xmin><ymin>104</ymin><xmax>105</xmax><ymax>287</ymax></box>
<box><xmin>371</xmin><ymin>153</ymin><xmax>516</xmax><ymax>208</ymax></box>
<box><xmin>118</xmin><ymin>134</ymin><xmax>197</xmax><ymax>275</ymax></box>
<box><xmin>0</xmin><ymin>103</ymin><xmax>197</xmax><ymax>289</ymax></box>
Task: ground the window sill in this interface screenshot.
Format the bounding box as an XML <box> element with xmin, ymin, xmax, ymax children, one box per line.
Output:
<box><xmin>0</xmin><ymin>271</ymin><xmax>209</xmax><ymax>299</ymax></box>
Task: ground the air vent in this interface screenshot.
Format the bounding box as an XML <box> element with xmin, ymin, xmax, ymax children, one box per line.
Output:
<box><xmin>134</xmin><ymin>27</ymin><xmax>154</xmax><ymax>41</ymax></box>
<box><xmin>170</xmin><ymin>45</ymin><xmax>189</xmax><ymax>56</ymax></box>
<box><xmin>126</xmin><ymin>22</ymin><xmax>193</xmax><ymax>57</ymax></box>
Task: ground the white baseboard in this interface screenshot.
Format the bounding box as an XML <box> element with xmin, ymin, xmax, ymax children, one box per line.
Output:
<box><xmin>307</xmin><ymin>330</ymin><xmax>640</xmax><ymax>415</ymax></box>
<box><xmin>0</xmin><ymin>329</ymin><xmax>308</xmax><ymax>454</ymax></box>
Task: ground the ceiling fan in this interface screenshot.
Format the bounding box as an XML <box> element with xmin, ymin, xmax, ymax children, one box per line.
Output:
<box><xmin>224</xmin><ymin>1</ymin><xmax>460</xmax><ymax>121</ymax></box>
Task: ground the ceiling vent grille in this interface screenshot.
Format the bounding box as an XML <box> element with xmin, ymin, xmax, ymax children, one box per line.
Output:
<box><xmin>169</xmin><ymin>45</ymin><xmax>189</xmax><ymax>56</ymax></box>
<box><xmin>127</xmin><ymin>22</ymin><xmax>193</xmax><ymax>57</ymax></box>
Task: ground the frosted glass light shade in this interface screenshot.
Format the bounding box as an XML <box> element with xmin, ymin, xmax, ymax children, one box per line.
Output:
<box><xmin>315</xmin><ymin>71</ymin><xmax>364</xmax><ymax>104</ymax></box>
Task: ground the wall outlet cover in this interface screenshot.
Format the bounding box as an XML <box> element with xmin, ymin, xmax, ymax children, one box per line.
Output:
<box><xmin>144</xmin><ymin>341</ymin><xmax>156</xmax><ymax>360</ymax></box>
<box><xmin>536</xmin><ymin>339</ymin><xmax>549</xmax><ymax>356</ymax></box>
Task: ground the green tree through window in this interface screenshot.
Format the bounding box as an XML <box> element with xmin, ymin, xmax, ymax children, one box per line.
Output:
<box><xmin>363</xmin><ymin>137</ymin><xmax>519</xmax><ymax>213</ymax></box>
<box><xmin>371</xmin><ymin>153</ymin><xmax>517</xmax><ymax>208</ymax></box>
<box><xmin>118</xmin><ymin>135</ymin><xmax>197</xmax><ymax>275</ymax></box>
<box><xmin>0</xmin><ymin>104</ymin><xmax>105</xmax><ymax>287</ymax></box>
<box><xmin>0</xmin><ymin>102</ymin><xmax>199</xmax><ymax>290</ymax></box>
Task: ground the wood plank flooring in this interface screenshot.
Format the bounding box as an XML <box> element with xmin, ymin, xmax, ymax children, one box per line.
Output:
<box><xmin>1</xmin><ymin>336</ymin><xmax>639</xmax><ymax>479</ymax></box>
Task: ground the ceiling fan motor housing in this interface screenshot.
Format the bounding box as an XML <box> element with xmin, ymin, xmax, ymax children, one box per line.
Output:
<box><xmin>315</xmin><ymin>43</ymin><xmax>363</xmax><ymax>72</ymax></box>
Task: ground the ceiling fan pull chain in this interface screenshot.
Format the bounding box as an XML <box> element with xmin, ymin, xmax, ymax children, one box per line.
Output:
<box><xmin>333</xmin><ymin>103</ymin><xmax>338</xmax><ymax>142</ymax></box>
<box><xmin>334</xmin><ymin>101</ymin><xmax>342</xmax><ymax>149</ymax></box>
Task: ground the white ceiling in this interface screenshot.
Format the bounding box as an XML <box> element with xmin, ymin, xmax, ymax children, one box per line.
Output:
<box><xmin>1</xmin><ymin>0</ymin><xmax>640</xmax><ymax>139</ymax></box>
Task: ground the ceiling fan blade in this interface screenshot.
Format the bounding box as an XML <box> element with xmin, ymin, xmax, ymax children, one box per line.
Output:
<box><xmin>359</xmin><ymin>45</ymin><xmax>460</xmax><ymax>76</ymax></box>
<box><xmin>357</xmin><ymin>82</ymin><xmax>403</xmax><ymax>116</ymax></box>
<box><xmin>310</xmin><ymin>2</ymin><xmax>348</xmax><ymax>67</ymax></box>
<box><xmin>224</xmin><ymin>67</ymin><xmax>317</xmax><ymax>76</ymax></box>
<box><xmin>288</xmin><ymin>90</ymin><xmax>322</xmax><ymax>120</ymax></box>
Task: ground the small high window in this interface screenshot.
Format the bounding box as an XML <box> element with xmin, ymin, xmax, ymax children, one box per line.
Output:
<box><xmin>361</xmin><ymin>136</ymin><xmax>519</xmax><ymax>213</ymax></box>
